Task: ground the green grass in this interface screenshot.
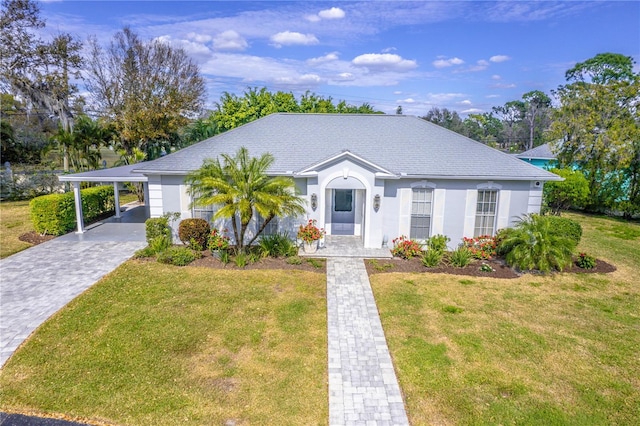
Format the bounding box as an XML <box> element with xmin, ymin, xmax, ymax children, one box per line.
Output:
<box><xmin>0</xmin><ymin>200</ymin><xmax>33</xmax><ymax>258</ymax></box>
<box><xmin>0</xmin><ymin>263</ymin><xmax>327</xmax><ymax>425</ymax></box>
<box><xmin>0</xmin><ymin>193</ymin><xmax>138</xmax><ymax>258</ymax></box>
<box><xmin>372</xmin><ymin>212</ymin><xmax>640</xmax><ymax>425</ymax></box>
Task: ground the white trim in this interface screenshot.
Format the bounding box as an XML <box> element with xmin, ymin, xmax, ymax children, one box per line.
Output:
<box><xmin>298</xmin><ymin>151</ymin><xmax>396</xmax><ymax>177</ymax></box>
<box><xmin>319</xmin><ymin>168</ymin><xmax>372</xmax><ymax>246</ymax></box>
<box><xmin>476</xmin><ymin>181</ymin><xmax>503</xmax><ymax>190</ymax></box>
<box><xmin>410</xmin><ymin>180</ymin><xmax>437</xmax><ymax>189</ymax></box>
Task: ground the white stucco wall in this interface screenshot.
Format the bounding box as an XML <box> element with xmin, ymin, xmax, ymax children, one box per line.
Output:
<box><xmin>148</xmin><ymin>166</ymin><xmax>543</xmax><ymax>250</ymax></box>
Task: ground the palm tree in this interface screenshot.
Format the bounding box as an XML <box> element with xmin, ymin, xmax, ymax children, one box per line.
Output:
<box><xmin>186</xmin><ymin>147</ymin><xmax>306</xmax><ymax>252</ymax></box>
<box><xmin>499</xmin><ymin>214</ymin><xmax>575</xmax><ymax>272</ymax></box>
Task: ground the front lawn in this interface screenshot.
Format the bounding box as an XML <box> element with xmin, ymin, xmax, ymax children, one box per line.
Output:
<box><xmin>371</xmin><ymin>212</ymin><xmax>640</xmax><ymax>424</ymax></box>
<box><xmin>0</xmin><ymin>262</ymin><xmax>328</xmax><ymax>425</ymax></box>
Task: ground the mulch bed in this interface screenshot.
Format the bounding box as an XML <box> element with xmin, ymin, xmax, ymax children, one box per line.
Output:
<box><xmin>189</xmin><ymin>249</ymin><xmax>327</xmax><ymax>273</ymax></box>
<box><xmin>18</xmin><ymin>231</ymin><xmax>55</xmax><ymax>245</ymax></box>
<box><xmin>365</xmin><ymin>256</ymin><xmax>616</xmax><ymax>278</ymax></box>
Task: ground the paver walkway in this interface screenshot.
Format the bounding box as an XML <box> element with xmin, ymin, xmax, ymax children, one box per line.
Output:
<box><xmin>0</xmin><ymin>207</ymin><xmax>147</xmax><ymax>367</ymax></box>
<box><xmin>327</xmin><ymin>257</ymin><xmax>410</xmax><ymax>425</ymax></box>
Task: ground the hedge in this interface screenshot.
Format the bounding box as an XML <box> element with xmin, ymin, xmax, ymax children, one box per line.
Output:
<box><xmin>30</xmin><ymin>185</ymin><xmax>115</xmax><ymax>236</ymax></box>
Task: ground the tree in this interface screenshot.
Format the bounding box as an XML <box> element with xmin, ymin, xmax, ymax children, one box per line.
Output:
<box><xmin>1</xmin><ymin>0</ymin><xmax>83</xmax><ymax>170</ymax></box>
<box><xmin>543</xmin><ymin>168</ymin><xmax>590</xmax><ymax>215</ymax></box>
<box><xmin>521</xmin><ymin>90</ymin><xmax>551</xmax><ymax>151</ymax></box>
<box><xmin>549</xmin><ymin>53</ymin><xmax>640</xmax><ymax>215</ymax></box>
<box><xmin>420</xmin><ymin>107</ymin><xmax>465</xmax><ymax>134</ymax></box>
<box><xmin>492</xmin><ymin>100</ymin><xmax>525</xmax><ymax>151</ymax></box>
<box><xmin>186</xmin><ymin>147</ymin><xmax>306</xmax><ymax>252</ymax></box>
<box><xmin>51</xmin><ymin>115</ymin><xmax>114</xmax><ymax>172</ymax></box>
<box><xmin>210</xmin><ymin>87</ymin><xmax>379</xmax><ymax>133</ymax></box>
<box><xmin>86</xmin><ymin>27</ymin><xmax>205</xmax><ymax>159</ymax></box>
<box><xmin>463</xmin><ymin>113</ymin><xmax>503</xmax><ymax>146</ymax></box>
<box><xmin>395</xmin><ymin>105</ymin><xmax>403</xmax><ymax>115</ymax></box>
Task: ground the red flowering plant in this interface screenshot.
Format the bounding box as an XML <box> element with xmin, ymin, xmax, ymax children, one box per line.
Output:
<box><xmin>462</xmin><ymin>235</ymin><xmax>497</xmax><ymax>260</ymax></box>
<box><xmin>391</xmin><ymin>235</ymin><xmax>423</xmax><ymax>259</ymax></box>
<box><xmin>208</xmin><ymin>228</ymin><xmax>230</xmax><ymax>252</ymax></box>
<box><xmin>297</xmin><ymin>220</ymin><xmax>325</xmax><ymax>243</ymax></box>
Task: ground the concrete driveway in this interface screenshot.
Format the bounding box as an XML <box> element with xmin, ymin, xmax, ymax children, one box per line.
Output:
<box><xmin>0</xmin><ymin>206</ymin><xmax>147</xmax><ymax>367</ymax></box>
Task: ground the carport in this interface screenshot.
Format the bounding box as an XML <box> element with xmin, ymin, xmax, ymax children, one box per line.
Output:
<box><xmin>57</xmin><ymin>164</ymin><xmax>149</xmax><ymax>233</ymax></box>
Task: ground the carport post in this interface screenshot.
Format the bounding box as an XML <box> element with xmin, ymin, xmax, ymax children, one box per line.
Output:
<box><xmin>73</xmin><ymin>182</ymin><xmax>85</xmax><ymax>233</ymax></box>
<box><xmin>113</xmin><ymin>182</ymin><xmax>121</xmax><ymax>218</ymax></box>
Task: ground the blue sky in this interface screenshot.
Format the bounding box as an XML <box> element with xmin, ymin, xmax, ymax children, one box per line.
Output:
<box><xmin>39</xmin><ymin>0</ymin><xmax>640</xmax><ymax>116</ymax></box>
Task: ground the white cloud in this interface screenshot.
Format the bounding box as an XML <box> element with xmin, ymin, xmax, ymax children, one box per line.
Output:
<box><xmin>490</xmin><ymin>55</ymin><xmax>511</xmax><ymax>63</ymax></box>
<box><xmin>304</xmin><ymin>14</ymin><xmax>322</xmax><ymax>22</ymax></box>
<box><xmin>352</xmin><ymin>53</ymin><xmax>417</xmax><ymax>72</ymax></box>
<box><xmin>393</xmin><ymin>91</ymin><xmax>403</xmax><ymax>95</ymax></box>
<box><xmin>318</xmin><ymin>7</ymin><xmax>346</xmax><ymax>19</ymax></box>
<box><xmin>335</xmin><ymin>73</ymin><xmax>355</xmax><ymax>81</ymax></box>
<box><xmin>491</xmin><ymin>74</ymin><xmax>502</xmax><ymax>80</ymax></box>
<box><xmin>432</xmin><ymin>57</ymin><xmax>464</xmax><ymax>68</ymax></box>
<box><xmin>425</xmin><ymin>92</ymin><xmax>466</xmax><ymax>103</ymax></box>
<box><xmin>491</xmin><ymin>82</ymin><xmax>517</xmax><ymax>89</ymax></box>
<box><xmin>187</xmin><ymin>32</ymin><xmax>212</xmax><ymax>43</ymax></box>
<box><xmin>274</xmin><ymin>73</ymin><xmax>323</xmax><ymax>86</ymax></box>
<box><xmin>462</xmin><ymin>108</ymin><xmax>484</xmax><ymax>114</ymax></box>
<box><xmin>382</xmin><ymin>47</ymin><xmax>397</xmax><ymax>53</ymax></box>
<box><xmin>153</xmin><ymin>35</ymin><xmax>212</xmax><ymax>61</ymax></box>
<box><xmin>307</xmin><ymin>52</ymin><xmax>340</xmax><ymax>65</ymax></box>
<box><xmin>466</xmin><ymin>59</ymin><xmax>489</xmax><ymax>72</ymax></box>
<box><xmin>270</xmin><ymin>31</ymin><xmax>319</xmax><ymax>47</ymax></box>
<box><xmin>486</xmin><ymin>94</ymin><xmax>501</xmax><ymax>98</ymax></box>
<box><xmin>212</xmin><ymin>30</ymin><xmax>248</xmax><ymax>51</ymax></box>
<box><xmin>460</xmin><ymin>100</ymin><xmax>472</xmax><ymax>105</ymax></box>
<box><xmin>398</xmin><ymin>98</ymin><xmax>416</xmax><ymax>103</ymax></box>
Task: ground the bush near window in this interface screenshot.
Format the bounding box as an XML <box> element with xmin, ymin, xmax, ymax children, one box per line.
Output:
<box><xmin>448</xmin><ymin>247</ymin><xmax>473</xmax><ymax>267</ymax></box>
<box><xmin>426</xmin><ymin>234</ymin><xmax>450</xmax><ymax>253</ymax></box>
<box><xmin>145</xmin><ymin>216</ymin><xmax>172</xmax><ymax>243</ymax></box>
<box><xmin>178</xmin><ymin>218</ymin><xmax>210</xmax><ymax>249</ymax></box>
<box><xmin>543</xmin><ymin>168</ymin><xmax>590</xmax><ymax>215</ymax></box>
<box><xmin>422</xmin><ymin>248</ymin><xmax>444</xmax><ymax>267</ymax></box>
<box><xmin>259</xmin><ymin>232</ymin><xmax>297</xmax><ymax>258</ymax></box>
<box><xmin>30</xmin><ymin>185</ymin><xmax>115</xmax><ymax>235</ymax></box>
<box><xmin>498</xmin><ymin>214</ymin><xmax>575</xmax><ymax>273</ymax></box>
<box><xmin>462</xmin><ymin>235</ymin><xmax>497</xmax><ymax>259</ymax></box>
<box><xmin>391</xmin><ymin>235</ymin><xmax>423</xmax><ymax>259</ymax></box>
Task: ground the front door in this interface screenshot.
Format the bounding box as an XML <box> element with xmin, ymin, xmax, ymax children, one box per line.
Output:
<box><xmin>331</xmin><ymin>189</ymin><xmax>355</xmax><ymax>235</ymax></box>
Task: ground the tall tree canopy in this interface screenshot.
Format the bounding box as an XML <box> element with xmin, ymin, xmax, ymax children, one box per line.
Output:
<box><xmin>209</xmin><ymin>87</ymin><xmax>379</xmax><ymax>134</ymax></box>
<box><xmin>549</xmin><ymin>53</ymin><xmax>640</xmax><ymax>215</ymax></box>
<box><xmin>86</xmin><ymin>27</ymin><xmax>205</xmax><ymax>158</ymax></box>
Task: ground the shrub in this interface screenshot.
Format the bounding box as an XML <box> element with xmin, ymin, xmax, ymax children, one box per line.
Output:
<box><xmin>498</xmin><ymin>214</ymin><xmax>575</xmax><ymax>273</ymax></box>
<box><xmin>577</xmin><ymin>252</ymin><xmax>596</xmax><ymax>269</ymax></box>
<box><xmin>208</xmin><ymin>228</ymin><xmax>231</xmax><ymax>252</ymax></box>
<box><xmin>422</xmin><ymin>249</ymin><xmax>444</xmax><ymax>267</ymax></box>
<box><xmin>479</xmin><ymin>263</ymin><xmax>495</xmax><ymax>273</ymax></box>
<box><xmin>30</xmin><ymin>185</ymin><xmax>115</xmax><ymax>235</ymax></box>
<box><xmin>146</xmin><ymin>217</ymin><xmax>171</xmax><ymax>243</ymax></box>
<box><xmin>449</xmin><ymin>247</ymin><xmax>472</xmax><ymax>267</ymax></box>
<box><xmin>545</xmin><ymin>215</ymin><xmax>582</xmax><ymax>247</ymax></box>
<box><xmin>234</xmin><ymin>252</ymin><xmax>247</xmax><ymax>268</ymax></box>
<box><xmin>286</xmin><ymin>256</ymin><xmax>303</xmax><ymax>265</ymax></box>
<box><xmin>178</xmin><ymin>218</ymin><xmax>210</xmax><ymax>248</ymax></box>
<box><xmin>259</xmin><ymin>232</ymin><xmax>296</xmax><ymax>258</ymax></box>
<box><xmin>426</xmin><ymin>234</ymin><xmax>450</xmax><ymax>253</ymax></box>
<box><xmin>391</xmin><ymin>235</ymin><xmax>423</xmax><ymax>259</ymax></box>
<box><xmin>156</xmin><ymin>246</ymin><xmax>201</xmax><ymax>266</ymax></box>
<box><xmin>462</xmin><ymin>235</ymin><xmax>497</xmax><ymax>259</ymax></box>
<box><xmin>543</xmin><ymin>168</ymin><xmax>590</xmax><ymax>214</ymax></box>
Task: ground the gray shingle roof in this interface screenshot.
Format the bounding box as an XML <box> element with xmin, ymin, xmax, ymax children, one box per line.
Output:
<box><xmin>135</xmin><ymin>113</ymin><xmax>560</xmax><ymax>181</ymax></box>
<box><xmin>516</xmin><ymin>142</ymin><xmax>558</xmax><ymax>160</ymax></box>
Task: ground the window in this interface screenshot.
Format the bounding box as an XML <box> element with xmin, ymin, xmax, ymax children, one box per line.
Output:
<box><xmin>334</xmin><ymin>189</ymin><xmax>353</xmax><ymax>212</ymax></box>
<box><xmin>410</xmin><ymin>188</ymin><xmax>432</xmax><ymax>240</ymax></box>
<box><xmin>191</xmin><ymin>194</ymin><xmax>216</xmax><ymax>223</ymax></box>
<box><xmin>256</xmin><ymin>214</ymin><xmax>278</xmax><ymax>236</ymax></box>
<box><xmin>475</xmin><ymin>190</ymin><xmax>498</xmax><ymax>236</ymax></box>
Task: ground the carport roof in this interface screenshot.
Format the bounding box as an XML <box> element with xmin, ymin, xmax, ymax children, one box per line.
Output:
<box><xmin>58</xmin><ymin>164</ymin><xmax>148</xmax><ymax>182</ymax></box>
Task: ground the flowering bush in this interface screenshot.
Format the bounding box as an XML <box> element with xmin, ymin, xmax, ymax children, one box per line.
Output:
<box><xmin>577</xmin><ymin>252</ymin><xmax>596</xmax><ymax>269</ymax></box>
<box><xmin>462</xmin><ymin>235</ymin><xmax>497</xmax><ymax>260</ymax></box>
<box><xmin>208</xmin><ymin>228</ymin><xmax>230</xmax><ymax>252</ymax></box>
<box><xmin>297</xmin><ymin>220</ymin><xmax>325</xmax><ymax>243</ymax></box>
<box><xmin>391</xmin><ymin>235</ymin><xmax>423</xmax><ymax>259</ymax></box>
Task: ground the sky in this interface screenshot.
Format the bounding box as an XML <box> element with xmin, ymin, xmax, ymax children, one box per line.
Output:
<box><xmin>38</xmin><ymin>0</ymin><xmax>640</xmax><ymax>116</ymax></box>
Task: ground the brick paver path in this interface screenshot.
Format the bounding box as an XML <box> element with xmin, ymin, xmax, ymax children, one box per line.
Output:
<box><xmin>327</xmin><ymin>257</ymin><xmax>409</xmax><ymax>425</ymax></box>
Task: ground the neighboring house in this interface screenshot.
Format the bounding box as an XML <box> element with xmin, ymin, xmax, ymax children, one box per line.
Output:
<box><xmin>127</xmin><ymin>113</ymin><xmax>560</xmax><ymax>249</ymax></box>
<box><xmin>516</xmin><ymin>142</ymin><xmax>558</xmax><ymax>169</ymax></box>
